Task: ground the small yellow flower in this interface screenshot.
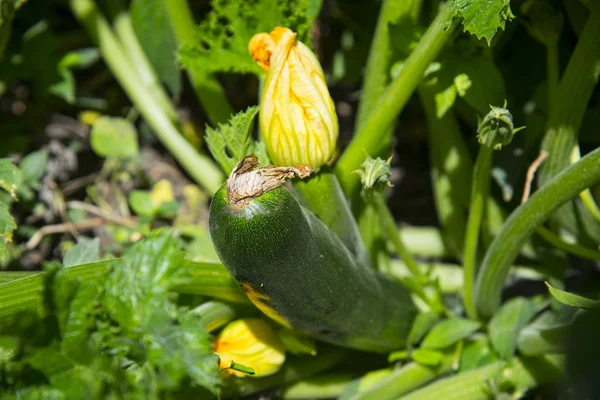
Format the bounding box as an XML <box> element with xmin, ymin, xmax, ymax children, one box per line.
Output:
<box><xmin>249</xmin><ymin>27</ymin><xmax>338</xmax><ymax>170</ymax></box>
<box><xmin>150</xmin><ymin>179</ymin><xmax>175</xmax><ymax>207</ymax></box>
<box><xmin>214</xmin><ymin>318</ymin><xmax>286</xmax><ymax>378</ymax></box>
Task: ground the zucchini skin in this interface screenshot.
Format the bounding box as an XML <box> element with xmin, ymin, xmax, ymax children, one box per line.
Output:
<box><xmin>209</xmin><ymin>184</ymin><xmax>417</xmax><ymax>353</ymax></box>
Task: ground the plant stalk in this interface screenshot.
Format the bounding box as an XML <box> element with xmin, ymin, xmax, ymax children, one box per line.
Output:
<box><xmin>398</xmin><ymin>355</ymin><xmax>563</xmax><ymax>400</ymax></box>
<box><xmin>463</xmin><ymin>146</ymin><xmax>493</xmax><ymax>320</ymax></box>
<box><xmin>372</xmin><ymin>191</ymin><xmax>445</xmax><ymax>314</ymax></box>
<box><xmin>112</xmin><ymin>11</ymin><xmax>178</xmax><ymax>121</ymax></box>
<box><xmin>475</xmin><ymin>147</ymin><xmax>600</xmax><ymax>318</ymax></box>
<box><xmin>335</xmin><ymin>2</ymin><xmax>457</xmax><ymax>195</ymax></box>
<box><xmin>355</xmin><ymin>0</ymin><xmax>421</xmax><ymax>132</ymax></box>
<box><xmin>69</xmin><ymin>0</ymin><xmax>224</xmax><ymax>193</ymax></box>
<box><xmin>163</xmin><ymin>0</ymin><xmax>234</xmax><ymax>125</ymax></box>
<box><xmin>538</xmin><ymin>4</ymin><xmax>600</xmax><ymax>239</ymax></box>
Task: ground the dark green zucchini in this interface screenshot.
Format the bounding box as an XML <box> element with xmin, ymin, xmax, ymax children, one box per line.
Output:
<box><xmin>209</xmin><ymin>156</ymin><xmax>417</xmax><ymax>353</ymax></box>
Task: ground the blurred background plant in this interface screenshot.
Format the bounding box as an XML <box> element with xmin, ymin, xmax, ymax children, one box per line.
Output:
<box><xmin>1</xmin><ymin>0</ymin><xmax>600</xmax><ymax>398</ymax></box>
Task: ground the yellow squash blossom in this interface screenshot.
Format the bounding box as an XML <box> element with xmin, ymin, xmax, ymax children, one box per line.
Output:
<box><xmin>249</xmin><ymin>27</ymin><xmax>338</xmax><ymax>170</ymax></box>
<box><xmin>214</xmin><ymin>318</ymin><xmax>286</xmax><ymax>378</ymax></box>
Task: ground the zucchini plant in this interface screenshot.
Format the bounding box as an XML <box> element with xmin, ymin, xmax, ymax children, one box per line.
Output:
<box><xmin>1</xmin><ymin>0</ymin><xmax>600</xmax><ymax>398</ymax></box>
<box><xmin>209</xmin><ymin>155</ymin><xmax>417</xmax><ymax>353</ymax></box>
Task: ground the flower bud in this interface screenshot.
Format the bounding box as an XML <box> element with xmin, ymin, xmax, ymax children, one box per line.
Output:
<box><xmin>214</xmin><ymin>318</ymin><xmax>286</xmax><ymax>378</ymax></box>
<box><xmin>249</xmin><ymin>27</ymin><xmax>338</xmax><ymax>170</ymax></box>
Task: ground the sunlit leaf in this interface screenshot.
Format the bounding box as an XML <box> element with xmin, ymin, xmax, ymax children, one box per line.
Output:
<box><xmin>421</xmin><ymin>319</ymin><xmax>481</xmax><ymax>350</ymax></box>
<box><xmin>545</xmin><ymin>281</ymin><xmax>599</xmax><ymax>309</ymax></box>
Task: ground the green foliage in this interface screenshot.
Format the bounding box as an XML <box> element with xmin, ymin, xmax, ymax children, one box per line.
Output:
<box><xmin>90</xmin><ymin>116</ymin><xmax>140</xmax><ymax>160</ymax></box>
<box><xmin>488</xmin><ymin>298</ymin><xmax>537</xmax><ymax>359</ymax></box>
<box><xmin>452</xmin><ymin>0</ymin><xmax>515</xmax><ymax>45</ymax></box>
<box><xmin>2</xmin><ymin>0</ymin><xmax>600</xmax><ymax>397</ymax></box>
<box><xmin>0</xmin><ymin>158</ymin><xmax>22</xmax><ymax>261</ymax></box>
<box><xmin>205</xmin><ymin>106</ymin><xmax>270</xmax><ymax>173</ymax></box>
<box><xmin>0</xmin><ymin>0</ymin><xmax>26</xmax><ymax>54</ymax></box>
<box><xmin>179</xmin><ymin>0</ymin><xmax>320</xmax><ymax>76</ymax></box>
<box><xmin>62</xmin><ymin>238</ymin><xmax>100</xmax><ymax>268</ymax></box>
<box><xmin>0</xmin><ymin>234</ymin><xmax>220</xmax><ymax>397</ymax></box>
<box><xmin>545</xmin><ymin>282</ymin><xmax>599</xmax><ymax>309</ymax></box>
<box><xmin>131</xmin><ymin>0</ymin><xmax>181</xmax><ymax>95</ymax></box>
<box><xmin>421</xmin><ymin>319</ymin><xmax>481</xmax><ymax>350</ymax></box>
<box><xmin>0</xmin><ymin>159</ymin><xmax>22</xmax><ymax>199</ymax></box>
<box><xmin>49</xmin><ymin>48</ymin><xmax>100</xmax><ymax>104</ymax></box>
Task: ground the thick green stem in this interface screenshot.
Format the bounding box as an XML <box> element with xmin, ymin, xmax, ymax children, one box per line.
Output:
<box><xmin>355</xmin><ymin>0</ymin><xmax>420</xmax><ymax>132</ymax></box>
<box><xmin>418</xmin><ymin>86</ymin><xmax>472</xmax><ymax>258</ymax></box>
<box><xmin>571</xmin><ymin>144</ymin><xmax>600</xmax><ymax>223</ymax></box>
<box><xmin>546</xmin><ymin>43</ymin><xmax>559</xmax><ymax>109</ymax></box>
<box><xmin>398</xmin><ymin>355</ymin><xmax>563</xmax><ymax>400</ymax></box>
<box><xmin>293</xmin><ymin>171</ymin><xmax>371</xmax><ymax>267</ymax></box>
<box><xmin>535</xmin><ymin>225</ymin><xmax>600</xmax><ymax>261</ymax></box>
<box><xmin>475</xmin><ymin>147</ymin><xmax>600</xmax><ymax>318</ymax></box>
<box><xmin>70</xmin><ymin>0</ymin><xmax>224</xmax><ymax>193</ymax></box>
<box><xmin>224</xmin><ymin>345</ymin><xmax>345</xmax><ymax>397</ymax></box>
<box><xmin>538</xmin><ymin>5</ymin><xmax>600</xmax><ymax>238</ymax></box>
<box><xmin>463</xmin><ymin>146</ymin><xmax>493</xmax><ymax>320</ymax></box>
<box><xmin>282</xmin><ymin>373</ymin><xmax>354</xmax><ymax>399</ymax></box>
<box><xmin>354</xmin><ymin>356</ymin><xmax>454</xmax><ymax>400</ymax></box>
<box><xmin>335</xmin><ymin>3</ymin><xmax>457</xmax><ymax>195</ymax></box>
<box><xmin>112</xmin><ymin>11</ymin><xmax>178</xmax><ymax>121</ymax></box>
<box><xmin>162</xmin><ymin>0</ymin><xmax>234</xmax><ymax>125</ymax></box>
<box><xmin>373</xmin><ymin>193</ymin><xmax>421</xmax><ymax>278</ymax></box>
<box><xmin>192</xmin><ymin>300</ymin><xmax>236</xmax><ymax>332</ymax></box>
<box><xmin>373</xmin><ymin>191</ymin><xmax>445</xmax><ymax>314</ymax></box>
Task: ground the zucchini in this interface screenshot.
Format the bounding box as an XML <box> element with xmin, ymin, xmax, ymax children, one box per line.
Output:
<box><xmin>209</xmin><ymin>156</ymin><xmax>417</xmax><ymax>353</ymax></box>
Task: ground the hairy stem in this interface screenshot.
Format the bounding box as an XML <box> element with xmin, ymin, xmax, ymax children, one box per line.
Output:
<box><xmin>475</xmin><ymin>147</ymin><xmax>600</xmax><ymax>318</ymax></box>
<box><xmin>355</xmin><ymin>0</ymin><xmax>421</xmax><ymax>132</ymax></box>
<box><xmin>111</xmin><ymin>11</ymin><xmax>178</xmax><ymax>121</ymax></box>
<box><xmin>463</xmin><ymin>146</ymin><xmax>493</xmax><ymax>320</ymax></box>
<box><xmin>335</xmin><ymin>2</ymin><xmax>457</xmax><ymax>195</ymax></box>
<box><xmin>69</xmin><ymin>0</ymin><xmax>224</xmax><ymax>193</ymax></box>
<box><xmin>163</xmin><ymin>0</ymin><xmax>234</xmax><ymax>125</ymax></box>
<box><xmin>537</xmin><ymin>4</ymin><xmax>600</xmax><ymax>239</ymax></box>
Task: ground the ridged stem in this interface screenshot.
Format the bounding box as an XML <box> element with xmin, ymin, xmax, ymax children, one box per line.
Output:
<box><xmin>69</xmin><ymin>0</ymin><xmax>224</xmax><ymax>193</ymax></box>
<box><xmin>475</xmin><ymin>147</ymin><xmax>600</xmax><ymax>318</ymax></box>
<box><xmin>537</xmin><ymin>5</ymin><xmax>600</xmax><ymax>236</ymax></box>
<box><xmin>335</xmin><ymin>2</ymin><xmax>457</xmax><ymax>195</ymax></box>
<box><xmin>162</xmin><ymin>0</ymin><xmax>234</xmax><ymax>125</ymax></box>
<box><xmin>463</xmin><ymin>146</ymin><xmax>493</xmax><ymax>320</ymax></box>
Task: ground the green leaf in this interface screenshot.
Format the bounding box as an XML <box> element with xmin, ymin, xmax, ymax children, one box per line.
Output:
<box><xmin>49</xmin><ymin>48</ymin><xmax>100</xmax><ymax>103</ymax></box>
<box><xmin>387</xmin><ymin>350</ymin><xmax>408</xmax><ymax>363</ymax></box>
<box><xmin>460</xmin><ymin>335</ymin><xmax>500</xmax><ymax>372</ymax></box>
<box><xmin>0</xmin><ymin>0</ymin><xmax>27</xmax><ymax>55</ymax></box>
<box><xmin>488</xmin><ymin>297</ymin><xmax>537</xmax><ymax>359</ymax></box>
<box><xmin>63</xmin><ymin>238</ymin><xmax>101</xmax><ymax>268</ymax></box>
<box><xmin>423</xmin><ymin>41</ymin><xmax>505</xmax><ymax>119</ymax></box>
<box><xmin>102</xmin><ymin>234</ymin><xmax>220</xmax><ymax>392</ymax></box>
<box><xmin>19</xmin><ymin>150</ymin><xmax>48</xmax><ymax>188</ymax></box>
<box><xmin>452</xmin><ymin>0</ymin><xmax>515</xmax><ymax>45</ymax></box>
<box><xmin>131</xmin><ymin>0</ymin><xmax>181</xmax><ymax>95</ymax></box>
<box><xmin>102</xmin><ymin>234</ymin><xmax>183</xmax><ymax>329</ymax></box>
<box><xmin>90</xmin><ymin>116</ymin><xmax>139</xmax><ymax>160</ymax></box>
<box><xmin>205</xmin><ymin>106</ymin><xmax>267</xmax><ymax>173</ymax></box>
<box><xmin>421</xmin><ymin>319</ymin><xmax>481</xmax><ymax>350</ymax></box>
<box><xmin>179</xmin><ymin>0</ymin><xmax>319</xmax><ymax>76</ymax></box>
<box><xmin>279</xmin><ymin>328</ymin><xmax>317</xmax><ymax>355</ymax></box>
<box><xmin>129</xmin><ymin>190</ymin><xmax>154</xmax><ymax>217</ymax></box>
<box><xmin>0</xmin><ymin>158</ymin><xmax>23</xmax><ymax>199</ymax></box>
<box><xmin>407</xmin><ymin>312</ymin><xmax>439</xmax><ymax>347</ymax></box>
<box><xmin>0</xmin><ymin>202</ymin><xmax>16</xmax><ymax>260</ymax></box>
<box><xmin>518</xmin><ymin>310</ymin><xmax>572</xmax><ymax>356</ymax></box>
<box><xmin>144</xmin><ymin>299</ymin><xmax>220</xmax><ymax>391</ymax></box>
<box><xmin>412</xmin><ymin>349</ymin><xmax>444</xmax><ymax>366</ymax></box>
<box><xmin>545</xmin><ymin>281</ymin><xmax>599</xmax><ymax>309</ymax></box>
